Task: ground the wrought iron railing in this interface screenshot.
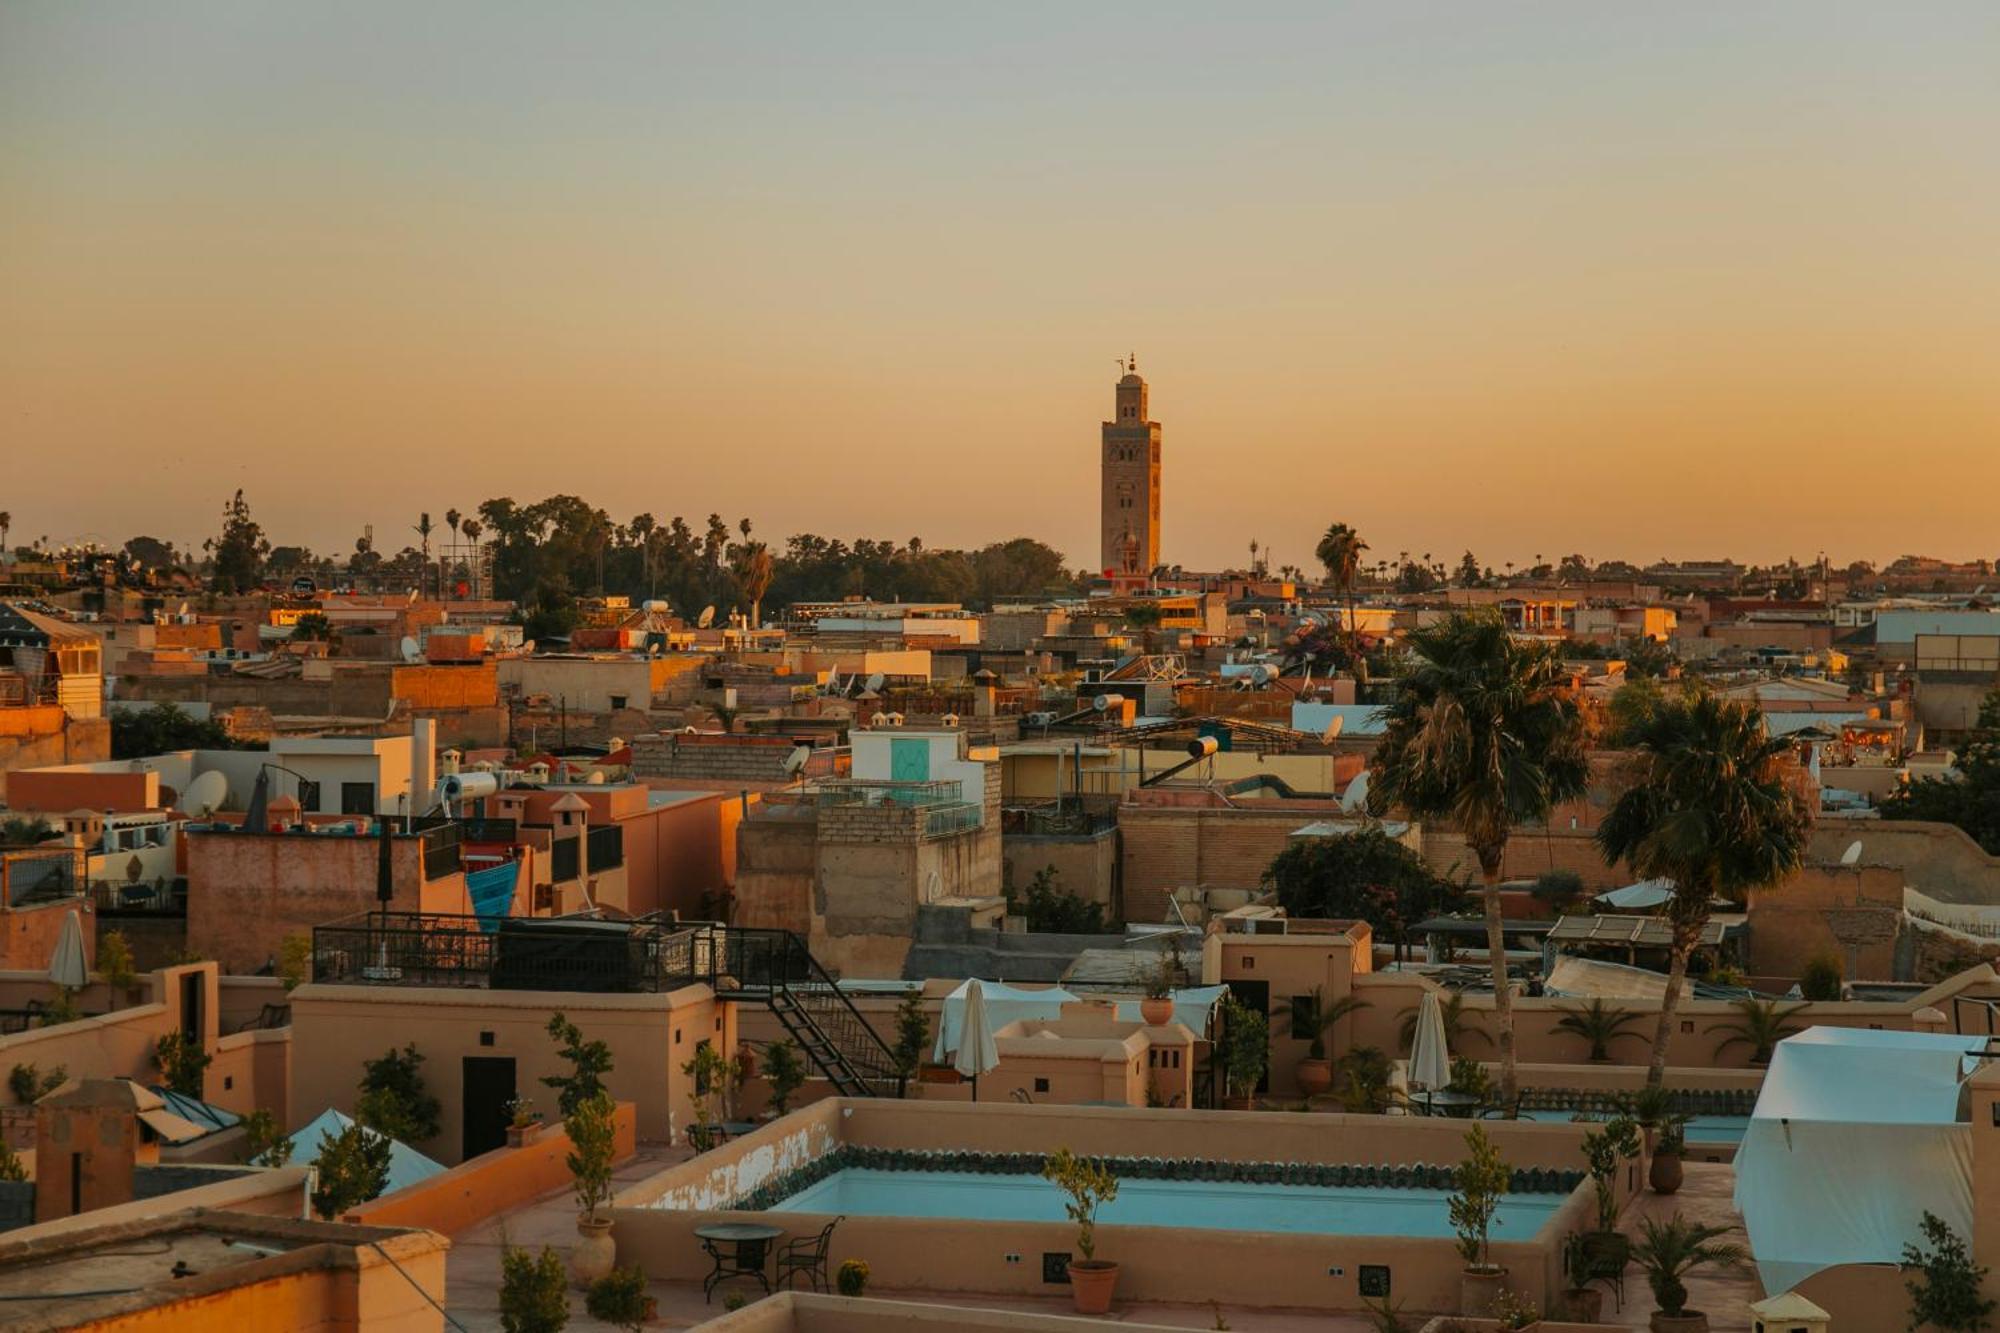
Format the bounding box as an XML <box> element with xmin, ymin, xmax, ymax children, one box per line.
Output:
<box><xmin>91</xmin><ymin>878</ymin><xmax>184</xmax><ymax>915</ymax></box>
<box><xmin>711</xmin><ymin>926</ymin><xmax>900</xmax><ymax>1089</ymax></box>
<box><xmin>587</xmin><ymin>824</ymin><xmax>624</xmax><ymax>871</ymax></box>
<box><xmin>550</xmin><ymin>837</ymin><xmax>579</xmax><ymax>883</ymax></box>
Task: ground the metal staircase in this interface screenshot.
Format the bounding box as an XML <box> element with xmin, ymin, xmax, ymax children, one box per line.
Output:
<box><xmin>702</xmin><ymin>926</ymin><xmax>899</xmax><ymax>1097</ymax></box>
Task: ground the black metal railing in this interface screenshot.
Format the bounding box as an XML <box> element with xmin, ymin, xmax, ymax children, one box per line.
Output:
<box><xmin>550</xmin><ymin>837</ymin><xmax>580</xmax><ymax>883</ymax></box>
<box><xmin>91</xmin><ymin>878</ymin><xmax>185</xmax><ymax>915</ymax></box>
<box><xmin>308</xmin><ymin>912</ymin><xmax>898</xmax><ymax>1094</ymax></box>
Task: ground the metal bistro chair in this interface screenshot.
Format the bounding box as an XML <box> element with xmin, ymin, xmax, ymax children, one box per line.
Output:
<box><xmin>775</xmin><ymin>1215</ymin><xmax>844</xmax><ymax>1293</ymax></box>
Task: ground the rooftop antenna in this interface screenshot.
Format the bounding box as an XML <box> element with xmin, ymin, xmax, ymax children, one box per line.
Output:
<box><xmin>864</xmin><ymin>672</ymin><xmax>886</xmax><ymax>694</ymax></box>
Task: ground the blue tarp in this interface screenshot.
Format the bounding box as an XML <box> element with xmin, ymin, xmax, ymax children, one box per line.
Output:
<box><xmin>466</xmin><ymin>862</ymin><xmax>519</xmax><ymax>932</ymax></box>
<box><xmin>288</xmin><ymin>1109</ymin><xmax>445</xmax><ymax>1195</ymax></box>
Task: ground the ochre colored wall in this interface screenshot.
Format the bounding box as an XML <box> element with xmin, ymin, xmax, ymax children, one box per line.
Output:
<box><xmin>349</xmin><ymin>1101</ymin><xmax>637</xmax><ymax>1232</ymax></box>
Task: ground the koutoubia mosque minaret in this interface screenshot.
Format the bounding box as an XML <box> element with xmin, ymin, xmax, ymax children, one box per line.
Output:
<box><xmin>1100</xmin><ymin>354</ymin><xmax>1161</xmax><ymax>578</ymax></box>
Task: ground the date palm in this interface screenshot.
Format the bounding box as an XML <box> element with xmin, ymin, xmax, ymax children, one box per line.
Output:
<box><xmin>1554</xmin><ymin>998</ymin><xmax>1650</xmax><ymax>1063</ymax></box>
<box><xmin>1631</xmin><ymin>1214</ymin><xmax>1745</xmax><ymax>1319</ymax></box>
<box><xmin>1368</xmin><ymin>612</ymin><xmax>1588</xmax><ymax>1101</ymax></box>
<box><xmin>1597</xmin><ymin>691</ymin><xmax>1812</xmax><ymax>1086</ymax></box>
<box><xmin>1275</xmin><ymin>986</ymin><xmax>1370</xmax><ymax>1061</ymax></box>
<box><xmin>1315</xmin><ymin>522</ymin><xmax>1369</xmax><ymax>673</ymax></box>
<box><xmin>1706</xmin><ymin>997</ymin><xmax>1809</xmax><ymax>1065</ymax></box>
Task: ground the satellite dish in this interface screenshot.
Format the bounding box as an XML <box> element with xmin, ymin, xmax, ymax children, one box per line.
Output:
<box><xmin>783</xmin><ymin>745</ymin><xmax>812</xmax><ymax>776</ymax></box>
<box><xmin>1840</xmin><ymin>840</ymin><xmax>1863</xmax><ymax>866</ymax></box>
<box><xmin>864</xmin><ymin>673</ymin><xmax>886</xmax><ymax>694</ymax></box>
<box><xmin>183</xmin><ymin>770</ymin><xmax>229</xmax><ymax>818</ymax></box>
<box><xmin>400</xmin><ymin>636</ymin><xmax>422</xmax><ymax>663</ymax></box>
<box><xmin>176</xmin><ymin>601</ymin><xmax>189</xmax><ymax>618</ymax></box>
<box><xmin>407</xmin><ymin>587</ymin><xmax>420</xmax><ymax>605</ymax></box>
<box><xmin>439</xmin><ymin>609</ymin><xmax>449</xmax><ymax>623</ymax></box>
<box><xmin>1320</xmin><ymin>715</ymin><xmax>1345</xmax><ymax>741</ymax></box>
<box><xmin>1339</xmin><ymin>769</ymin><xmax>1369</xmax><ymax>814</ymax></box>
<box><xmin>697</xmin><ymin>605</ymin><xmax>716</xmax><ymax>629</ymax></box>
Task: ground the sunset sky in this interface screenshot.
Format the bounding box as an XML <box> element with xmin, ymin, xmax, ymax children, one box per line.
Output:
<box><xmin>5</xmin><ymin>3</ymin><xmax>1998</xmax><ymax>576</ymax></box>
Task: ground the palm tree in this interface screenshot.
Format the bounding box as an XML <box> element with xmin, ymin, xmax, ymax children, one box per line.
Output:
<box><xmin>0</xmin><ymin>511</ymin><xmax>10</xmax><ymax>554</ymax></box>
<box><xmin>1314</xmin><ymin>523</ymin><xmax>1369</xmax><ymax>670</ymax></box>
<box><xmin>1706</xmin><ymin>997</ymin><xmax>1809</xmax><ymax>1065</ymax></box>
<box><xmin>1554</xmin><ymin>999</ymin><xmax>1650</xmax><ymax>1063</ymax></box>
<box><xmin>1396</xmin><ymin>990</ymin><xmax>1490</xmax><ymax>1054</ymax></box>
<box><xmin>733</xmin><ymin>542</ymin><xmax>775</xmax><ymax>629</ymax></box>
<box><xmin>1275</xmin><ymin>986</ymin><xmax>1370</xmax><ymax>1061</ymax></box>
<box><xmin>1368</xmin><ymin>612</ymin><xmax>1589</xmax><ymax>1101</ymax></box>
<box><xmin>1631</xmin><ymin>1214</ymin><xmax>1745</xmax><ymax>1321</ymax></box>
<box><xmin>1597</xmin><ymin>690</ymin><xmax>1813</xmax><ymax>1085</ymax></box>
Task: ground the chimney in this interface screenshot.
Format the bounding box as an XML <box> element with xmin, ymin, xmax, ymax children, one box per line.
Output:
<box><xmin>411</xmin><ymin>718</ymin><xmax>437</xmax><ymax>812</ymax></box>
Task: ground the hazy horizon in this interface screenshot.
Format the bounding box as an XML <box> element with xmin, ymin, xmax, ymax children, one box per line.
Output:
<box><xmin>6</xmin><ymin>3</ymin><xmax>1999</xmax><ymax>574</ymax></box>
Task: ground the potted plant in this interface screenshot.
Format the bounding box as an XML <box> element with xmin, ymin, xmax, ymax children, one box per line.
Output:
<box><xmin>1554</xmin><ymin>998</ymin><xmax>1647</xmax><ymax>1063</ymax></box>
<box><xmin>500</xmin><ymin>1243</ymin><xmax>569</xmax><ymax>1333</ymax></box>
<box><xmin>1649</xmin><ymin>1112</ymin><xmax>1690</xmax><ymax>1194</ymax></box>
<box><xmin>506</xmin><ymin>1097</ymin><xmax>544</xmax><ymax>1149</ymax></box>
<box><xmin>1490</xmin><ymin>1287</ymin><xmax>1540</xmax><ymax>1331</ymax></box>
<box><xmin>682</xmin><ymin>1042</ymin><xmax>729</xmax><ymax>1149</ymax></box>
<box><xmin>836</xmin><ymin>1258</ymin><xmax>869</xmax><ymax>1297</ymax></box>
<box><xmin>1632</xmin><ymin>1212</ymin><xmax>1744</xmax><ymax>1333</ymax></box>
<box><xmin>1220</xmin><ymin>994</ymin><xmax>1268</xmax><ymax>1110</ymax></box>
<box><xmin>584</xmin><ymin>1264</ymin><xmax>653</xmax><ymax>1331</ymax></box>
<box><xmin>565</xmin><ymin>1089</ymin><xmax>619</xmax><ymax>1287</ymax></box>
<box><xmin>1559</xmin><ymin>1231</ymin><xmax>1604</xmax><ymax>1323</ymax></box>
<box><xmin>1448</xmin><ymin>1124</ymin><xmax>1510</xmax><ymax>1316</ymax></box>
<box><xmin>1141</xmin><ymin>938</ymin><xmax>1187</xmax><ymax>1026</ymax></box>
<box><xmin>1043</xmin><ymin>1147</ymin><xmax>1121</xmax><ymax>1314</ymax></box>
<box><xmin>1276</xmin><ymin>986</ymin><xmax>1368</xmax><ymax>1098</ymax></box>
<box><xmin>1705</xmin><ymin>997</ymin><xmax>1808</xmax><ymax>1066</ymax></box>
<box><xmin>763</xmin><ymin>1039</ymin><xmax>806</xmax><ymax>1117</ymax></box>
<box><xmin>1578</xmin><ymin>1116</ymin><xmax>1640</xmax><ymax>1267</ymax></box>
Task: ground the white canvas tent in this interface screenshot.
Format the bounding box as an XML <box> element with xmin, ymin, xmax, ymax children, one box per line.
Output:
<box><xmin>1734</xmin><ymin>1026</ymin><xmax>1987</xmax><ymax>1294</ymax></box>
<box><xmin>932</xmin><ymin>980</ymin><xmax>1227</xmax><ymax>1061</ymax></box>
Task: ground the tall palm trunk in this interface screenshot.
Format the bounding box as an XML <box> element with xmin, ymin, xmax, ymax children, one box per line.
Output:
<box><xmin>1646</xmin><ymin>917</ymin><xmax>1703</xmax><ymax>1088</ymax></box>
<box><xmin>1480</xmin><ymin>858</ymin><xmax>1518</xmax><ymax>1102</ymax></box>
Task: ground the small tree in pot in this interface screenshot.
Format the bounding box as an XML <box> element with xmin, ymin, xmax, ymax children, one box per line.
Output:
<box><xmin>565</xmin><ymin>1090</ymin><xmax>619</xmax><ymax>1288</ymax></box>
<box><xmin>1449</xmin><ymin>1124</ymin><xmax>1511</xmax><ymax>1316</ymax></box>
<box><xmin>1632</xmin><ymin>1212</ymin><xmax>1744</xmax><ymax>1333</ymax></box>
<box><xmin>1219</xmin><ymin>994</ymin><xmax>1269</xmax><ymax>1109</ymax></box>
<box><xmin>1649</xmin><ymin>1112</ymin><xmax>1691</xmax><ymax>1194</ymax></box>
<box><xmin>1044</xmin><ymin>1147</ymin><xmax>1121</xmax><ymax>1315</ymax></box>
<box><xmin>763</xmin><ymin>1039</ymin><xmax>806</xmax><ymax>1117</ymax></box>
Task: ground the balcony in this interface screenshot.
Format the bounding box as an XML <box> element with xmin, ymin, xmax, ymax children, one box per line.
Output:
<box><xmin>311</xmin><ymin>911</ymin><xmax>707</xmax><ymax>992</ymax></box>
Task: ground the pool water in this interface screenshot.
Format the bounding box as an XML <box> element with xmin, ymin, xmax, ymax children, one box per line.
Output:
<box><xmin>769</xmin><ymin>1168</ymin><xmax>1566</xmax><ymax>1239</ymax></box>
<box><xmin>1517</xmin><ymin>1111</ymin><xmax>1748</xmax><ymax>1146</ymax></box>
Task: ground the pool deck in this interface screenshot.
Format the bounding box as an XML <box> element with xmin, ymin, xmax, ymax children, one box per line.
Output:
<box><xmin>443</xmin><ymin>1146</ymin><xmax>1763</xmax><ymax>1331</ymax></box>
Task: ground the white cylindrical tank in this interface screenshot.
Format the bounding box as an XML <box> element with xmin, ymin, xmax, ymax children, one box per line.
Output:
<box><xmin>443</xmin><ymin>771</ymin><xmax>500</xmax><ymax>804</ymax></box>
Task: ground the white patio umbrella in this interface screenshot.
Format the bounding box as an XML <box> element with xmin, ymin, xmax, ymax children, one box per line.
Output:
<box><xmin>48</xmin><ymin>909</ymin><xmax>90</xmax><ymax>993</ymax></box>
<box><xmin>1407</xmin><ymin>989</ymin><xmax>1452</xmax><ymax>1093</ymax></box>
<box><xmin>953</xmin><ymin>979</ymin><xmax>1001</xmax><ymax>1102</ymax></box>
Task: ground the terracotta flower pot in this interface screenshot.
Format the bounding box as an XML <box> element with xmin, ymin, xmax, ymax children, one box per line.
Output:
<box><xmin>1563</xmin><ymin>1287</ymin><xmax>1604</xmax><ymax>1322</ymax></box>
<box><xmin>570</xmin><ymin>1214</ymin><xmax>616</xmax><ymax>1288</ymax></box>
<box><xmin>1460</xmin><ymin>1265</ymin><xmax>1507</xmax><ymax>1317</ymax></box>
<box><xmin>505</xmin><ymin>1122</ymin><xmax>543</xmax><ymax>1149</ymax></box>
<box><xmin>1222</xmin><ymin>1095</ymin><xmax>1257</xmax><ymax>1111</ymax></box>
<box><xmin>1296</xmin><ymin>1058</ymin><xmax>1333</xmax><ymax>1097</ymax></box>
<box><xmin>1068</xmin><ymin>1260</ymin><xmax>1120</xmax><ymax>1314</ymax></box>
<box><xmin>1649</xmin><ymin>1149</ymin><xmax>1684</xmax><ymax>1195</ymax></box>
<box><xmin>1650</xmin><ymin>1312</ymin><xmax>1708</xmax><ymax>1333</ymax></box>
<box><xmin>1139</xmin><ymin>996</ymin><xmax>1175</xmax><ymax>1026</ymax></box>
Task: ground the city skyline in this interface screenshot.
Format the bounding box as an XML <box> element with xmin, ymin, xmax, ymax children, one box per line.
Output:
<box><xmin>6</xmin><ymin>3</ymin><xmax>2000</xmax><ymax>570</ymax></box>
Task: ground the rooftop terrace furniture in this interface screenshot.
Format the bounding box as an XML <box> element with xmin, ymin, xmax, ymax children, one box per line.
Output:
<box><xmin>698</xmin><ymin>1221</ymin><xmax>785</xmax><ymax>1303</ymax></box>
<box><xmin>775</xmin><ymin>1215</ymin><xmax>844</xmax><ymax>1293</ymax></box>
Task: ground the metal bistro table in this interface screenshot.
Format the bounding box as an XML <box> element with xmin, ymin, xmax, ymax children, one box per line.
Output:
<box><xmin>697</xmin><ymin>1222</ymin><xmax>786</xmax><ymax>1302</ymax></box>
<box><xmin>1406</xmin><ymin>1088</ymin><xmax>1484</xmax><ymax>1118</ymax></box>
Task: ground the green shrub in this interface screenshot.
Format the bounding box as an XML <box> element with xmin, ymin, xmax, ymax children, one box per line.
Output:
<box><xmin>763</xmin><ymin>1039</ymin><xmax>806</xmax><ymax>1115</ymax></box>
<box><xmin>499</xmin><ymin>1244</ymin><xmax>569</xmax><ymax>1333</ymax></box>
<box><xmin>1799</xmin><ymin>952</ymin><xmax>1844</xmax><ymax>1002</ymax></box>
<box><xmin>1905</xmin><ymin>1210</ymin><xmax>1996</xmax><ymax>1333</ymax></box>
<box><xmin>8</xmin><ymin>1062</ymin><xmax>65</xmax><ymax>1105</ymax></box>
<box><xmin>584</xmin><ymin>1264</ymin><xmax>651</xmax><ymax>1331</ymax></box>
<box><xmin>309</xmin><ymin>1121</ymin><xmax>391</xmax><ymax>1219</ymax></box>
<box><xmin>836</xmin><ymin>1258</ymin><xmax>870</xmax><ymax>1297</ymax></box>
<box><xmin>356</xmin><ymin>1044</ymin><xmax>441</xmax><ymax>1143</ymax></box>
<box><xmin>153</xmin><ymin>1032</ymin><xmax>210</xmax><ymax>1099</ymax></box>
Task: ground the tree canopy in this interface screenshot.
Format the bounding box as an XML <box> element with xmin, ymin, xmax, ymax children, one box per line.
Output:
<box><xmin>1883</xmin><ymin>689</ymin><xmax>2000</xmax><ymax>853</ymax></box>
<box><xmin>1262</xmin><ymin>826</ymin><xmax>1456</xmax><ymax>940</ymax></box>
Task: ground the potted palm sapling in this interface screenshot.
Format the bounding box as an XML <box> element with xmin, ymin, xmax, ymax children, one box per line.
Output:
<box><xmin>1449</xmin><ymin>1124</ymin><xmax>1511</xmax><ymax>1316</ymax></box>
<box><xmin>1633</xmin><ymin>1213</ymin><xmax>1744</xmax><ymax>1333</ymax></box>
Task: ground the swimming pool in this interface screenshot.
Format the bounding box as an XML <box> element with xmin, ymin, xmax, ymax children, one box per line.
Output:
<box><xmin>1517</xmin><ymin>1111</ymin><xmax>1748</xmax><ymax>1146</ymax></box>
<box><xmin>769</xmin><ymin>1167</ymin><xmax>1567</xmax><ymax>1240</ymax></box>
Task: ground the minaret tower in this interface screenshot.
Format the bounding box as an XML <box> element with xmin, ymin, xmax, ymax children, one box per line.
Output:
<box><xmin>1100</xmin><ymin>354</ymin><xmax>1161</xmax><ymax>578</ymax></box>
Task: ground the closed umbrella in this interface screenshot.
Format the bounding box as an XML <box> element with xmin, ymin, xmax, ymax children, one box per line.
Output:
<box><xmin>1408</xmin><ymin>989</ymin><xmax>1452</xmax><ymax>1095</ymax></box>
<box><xmin>954</xmin><ymin>979</ymin><xmax>1001</xmax><ymax>1102</ymax></box>
<box><xmin>48</xmin><ymin>908</ymin><xmax>89</xmax><ymax>992</ymax></box>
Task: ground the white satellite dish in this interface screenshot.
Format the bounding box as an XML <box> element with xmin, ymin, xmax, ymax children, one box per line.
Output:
<box><xmin>400</xmin><ymin>636</ymin><xmax>422</xmax><ymax>663</ymax></box>
<box><xmin>697</xmin><ymin>605</ymin><xmax>716</xmax><ymax>629</ymax></box>
<box><xmin>439</xmin><ymin>609</ymin><xmax>449</xmax><ymax>623</ymax></box>
<box><xmin>1840</xmin><ymin>840</ymin><xmax>1864</xmax><ymax>866</ymax></box>
<box><xmin>1320</xmin><ymin>715</ymin><xmax>1346</xmax><ymax>742</ymax></box>
<box><xmin>783</xmin><ymin>745</ymin><xmax>812</xmax><ymax>776</ymax></box>
<box><xmin>182</xmin><ymin>770</ymin><xmax>229</xmax><ymax>818</ymax></box>
<box><xmin>176</xmin><ymin>601</ymin><xmax>189</xmax><ymax>618</ymax></box>
<box><xmin>1339</xmin><ymin>769</ymin><xmax>1369</xmax><ymax>814</ymax></box>
<box><xmin>407</xmin><ymin>587</ymin><xmax>420</xmax><ymax>605</ymax></box>
<box><xmin>864</xmin><ymin>672</ymin><xmax>886</xmax><ymax>694</ymax></box>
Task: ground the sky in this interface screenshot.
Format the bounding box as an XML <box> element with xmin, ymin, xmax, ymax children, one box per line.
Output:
<box><xmin>4</xmin><ymin>2</ymin><xmax>1999</xmax><ymax>577</ymax></box>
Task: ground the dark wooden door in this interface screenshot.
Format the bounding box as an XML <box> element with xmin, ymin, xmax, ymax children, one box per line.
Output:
<box><xmin>461</xmin><ymin>1057</ymin><xmax>516</xmax><ymax>1161</ymax></box>
<box><xmin>179</xmin><ymin>970</ymin><xmax>203</xmax><ymax>1045</ymax></box>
